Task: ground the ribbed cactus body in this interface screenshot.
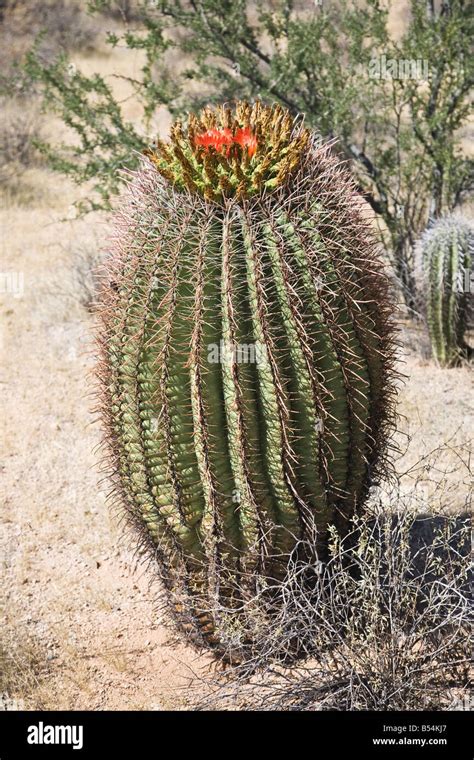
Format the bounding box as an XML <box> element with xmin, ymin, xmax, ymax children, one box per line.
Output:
<box><xmin>97</xmin><ymin>103</ymin><xmax>396</xmax><ymax>654</ymax></box>
<box><xmin>420</xmin><ymin>215</ymin><xmax>473</xmax><ymax>366</ymax></box>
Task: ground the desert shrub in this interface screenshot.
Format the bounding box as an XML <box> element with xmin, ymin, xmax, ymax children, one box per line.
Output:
<box><xmin>0</xmin><ymin>97</ymin><xmax>43</xmax><ymax>184</ymax></box>
<box><xmin>188</xmin><ymin>507</ymin><xmax>471</xmax><ymax>711</ymax></box>
<box><xmin>93</xmin><ymin>0</ymin><xmax>142</xmax><ymax>22</ymax></box>
<box><xmin>182</xmin><ymin>442</ymin><xmax>472</xmax><ymax>710</ymax></box>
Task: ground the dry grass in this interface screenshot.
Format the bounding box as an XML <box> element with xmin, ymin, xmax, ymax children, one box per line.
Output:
<box><xmin>0</xmin><ymin>525</ymin><xmax>48</xmax><ymax>708</ymax></box>
<box><xmin>0</xmin><ymin>613</ymin><xmax>46</xmax><ymax>709</ymax></box>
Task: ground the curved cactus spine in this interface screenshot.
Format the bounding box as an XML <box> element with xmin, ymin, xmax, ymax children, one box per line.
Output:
<box><xmin>420</xmin><ymin>214</ymin><xmax>473</xmax><ymax>366</ymax></box>
<box><xmin>96</xmin><ymin>102</ymin><xmax>398</xmax><ymax>656</ymax></box>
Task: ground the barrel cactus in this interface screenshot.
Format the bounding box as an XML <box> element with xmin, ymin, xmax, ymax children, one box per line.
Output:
<box><xmin>419</xmin><ymin>214</ymin><xmax>473</xmax><ymax>366</ymax></box>
<box><xmin>96</xmin><ymin>101</ymin><xmax>397</xmax><ymax>658</ymax></box>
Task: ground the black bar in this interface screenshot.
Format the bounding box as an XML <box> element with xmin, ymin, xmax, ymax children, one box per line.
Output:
<box><xmin>0</xmin><ymin>710</ymin><xmax>470</xmax><ymax>758</ymax></box>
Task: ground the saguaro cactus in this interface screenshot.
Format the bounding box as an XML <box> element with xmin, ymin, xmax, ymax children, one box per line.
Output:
<box><xmin>97</xmin><ymin>102</ymin><xmax>397</xmax><ymax>656</ymax></box>
<box><xmin>420</xmin><ymin>214</ymin><xmax>473</xmax><ymax>366</ymax></box>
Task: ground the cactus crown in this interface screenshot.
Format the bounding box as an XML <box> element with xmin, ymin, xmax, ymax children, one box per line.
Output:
<box><xmin>145</xmin><ymin>101</ymin><xmax>310</xmax><ymax>202</ymax></box>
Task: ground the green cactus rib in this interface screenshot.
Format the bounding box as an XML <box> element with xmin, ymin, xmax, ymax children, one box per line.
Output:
<box><xmin>107</xmin><ymin>214</ymin><xmax>183</xmax><ymax>557</ymax></box>
<box><xmin>261</xmin><ymin>219</ymin><xmax>329</xmax><ymax>522</ymax></box>
<box><xmin>137</xmin><ymin>215</ymin><xmax>205</xmax><ymax>557</ymax></box>
<box><xmin>428</xmin><ymin>232</ymin><xmax>447</xmax><ymax>364</ymax></box>
<box><xmin>188</xmin><ymin>216</ymin><xmax>243</xmax><ymax>559</ymax></box>
<box><xmin>240</xmin><ymin>213</ymin><xmax>304</xmax><ymax>547</ymax></box>
<box><xmin>221</xmin><ymin>213</ymin><xmax>276</xmax><ymax>563</ymax></box>
<box><xmin>292</xmin><ymin>211</ymin><xmax>377</xmax><ymax>513</ymax></box>
<box><xmin>273</xmin><ymin>217</ymin><xmax>350</xmax><ymax>498</ymax></box>
<box><xmin>97</xmin><ymin>115</ymin><xmax>397</xmax><ymax>656</ymax></box>
<box><xmin>421</xmin><ymin>214</ymin><xmax>473</xmax><ymax>367</ymax></box>
<box><xmin>275</xmin><ymin>215</ymin><xmax>367</xmax><ymax>512</ymax></box>
<box><xmin>447</xmin><ymin>234</ymin><xmax>460</xmax><ymax>352</ymax></box>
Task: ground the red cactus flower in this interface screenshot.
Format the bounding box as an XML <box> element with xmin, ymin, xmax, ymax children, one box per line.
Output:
<box><xmin>234</xmin><ymin>127</ymin><xmax>258</xmax><ymax>157</ymax></box>
<box><xmin>194</xmin><ymin>128</ymin><xmax>233</xmax><ymax>153</ymax></box>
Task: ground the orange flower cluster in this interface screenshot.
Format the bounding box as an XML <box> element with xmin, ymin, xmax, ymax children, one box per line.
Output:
<box><xmin>194</xmin><ymin>126</ymin><xmax>257</xmax><ymax>157</ymax></box>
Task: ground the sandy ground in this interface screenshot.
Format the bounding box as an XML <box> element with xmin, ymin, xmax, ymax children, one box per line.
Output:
<box><xmin>0</xmin><ymin>4</ymin><xmax>472</xmax><ymax>711</ymax></box>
